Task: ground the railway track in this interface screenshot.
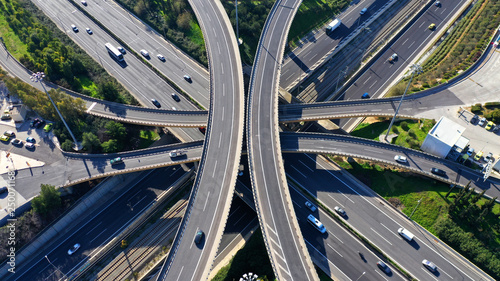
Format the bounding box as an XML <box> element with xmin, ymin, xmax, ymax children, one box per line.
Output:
<box><xmin>95</xmin><ymin>201</ymin><xmax>187</xmax><ymax>280</ymax></box>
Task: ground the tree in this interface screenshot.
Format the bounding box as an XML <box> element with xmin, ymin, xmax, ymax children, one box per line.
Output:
<box><xmin>31</xmin><ymin>184</ymin><xmax>61</xmax><ymax>217</ymax></box>
<box><xmin>471</xmin><ymin>189</ymin><xmax>486</xmax><ymax>204</ymax></box>
<box><xmin>105</xmin><ymin>121</ymin><xmax>127</xmax><ymax>141</ymax></box>
<box><xmin>61</xmin><ymin>139</ymin><xmax>74</xmax><ymax>151</ymax></box>
<box><xmin>82</xmin><ymin>132</ymin><xmax>101</xmax><ymax>153</ymax></box>
<box><xmin>101</xmin><ymin>139</ymin><xmax>119</xmax><ymax>153</ymax></box>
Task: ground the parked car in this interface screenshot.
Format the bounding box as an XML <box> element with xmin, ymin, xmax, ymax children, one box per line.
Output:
<box><xmin>484</xmin><ymin>152</ymin><xmax>493</xmax><ymax>162</ymax></box>
<box><xmin>4</xmin><ymin>130</ymin><xmax>15</xmax><ymax>137</ymax></box>
<box><xmin>1</xmin><ymin>114</ymin><xmax>11</xmax><ymax>120</ymax></box>
<box><xmin>183</xmin><ymin>75</ymin><xmax>192</xmax><ymax>82</ymax></box>
<box><xmin>422</xmin><ymin>259</ymin><xmax>437</xmax><ymax>272</ymax></box>
<box><xmin>471</xmin><ymin>115</ymin><xmax>479</xmax><ymax>124</ymax></box>
<box><xmin>485</xmin><ymin>121</ymin><xmax>495</xmax><ymax>130</ymax></box>
<box><xmin>493</xmin><ymin>125</ymin><xmax>500</xmax><ymax>132</ymax></box>
<box><xmin>377</xmin><ymin>261</ymin><xmax>391</xmax><ymax>274</ymax></box>
<box><xmin>25</xmin><ymin>142</ymin><xmax>35</xmax><ymax>149</ymax></box>
<box><xmin>304</xmin><ymin>201</ymin><xmax>317</xmax><ymax>212</ymax></box>
<box><xmin>428</xmin><ymin>23</ymin><xmax>436</xmax><ymax>30</ymax></box>
<box><xmin>466</xmin><ymin>147</ymin><xmax>475</xmax><ymax>157</ymax></box>
<box><xmin>394</xmin><ymin>155</ymin><xmax>407</xmax><ymax>163</ymax></box>
<box><xmin>11</xmin><ymin>139</ymin><xmax>22</xmax><ymax>146</ymax></box>
<box><xmin>430</xmin><ymin>167</ymin><xmax>446</xmax><ymax>177</ymax></box>
<box><xmin>0</xmin><ymin>135</ymin><xmax>9</xmax><ymax>142</ymax></box>
<box><xmin>110</xmin><ymin>157</ymin><xmax>123</xmax><ymax>165</ymax></box>
<box><xmin>43</xmin><ymin>123</ymin><xmax>53</xmax><ymax>132</ymax></box>
<box><xmin>151</xmin><ymin>99</ymin><xmax>161</xmax><ymax>108</ymax></box>
<box><xmin>478</xmin><ymin>117</ymin><xmax>487</xmax><ymax>126</ymax></box>
<box><xmin>334</xmin><ymin>206</ymin><xmax>346</xmax><ymax>216</ymax></box>
<box><xmin>474</xmin><ymin>151</ymin><xmax>483</xmax><ymax>161</ymax></box>
<box><xmin>140</xmin><ymin>49</ymin><xmax>149</xmax><ymax>57</ymax></box>
<box><xmin>194</xmin><ymin>230</ymin><xmax>204</xmax><ymax>244</ymax></box>
<box><xmin>26</xmin><ymin>137</ymin><xmax>36</xmax><ymax>143</ymax></box>
<box><xmin>171</xmin><ymin>93</ymin><xmax>181</xmax><ymax>102</ymax></box>
<box><xmin>67</xmin><ymin>243</ymin><xmax>80</xmax><ymax>255</ymax></box>
<box><xmin>157</xmin><ymin>54</ymin><xmax>165</xmax><ymax>61</ymax></box>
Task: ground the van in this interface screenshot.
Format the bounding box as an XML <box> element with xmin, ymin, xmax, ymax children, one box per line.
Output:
<box><xmin>307</xmin><ymin>214</ymin><xmax>326</xmax><ymax>233</ymax></box>
<box><xmin>398</xmin><ymin>228</ymin><xmax>414</xmax><ymax>241</ymax></box>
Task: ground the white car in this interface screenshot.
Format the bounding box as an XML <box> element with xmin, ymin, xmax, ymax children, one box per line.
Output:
<box><xmin>394</xmin><ymin>155</ymin><xmax>407</xmax><ymax>163</ymax></box>
<box><xmin>157</xmin><ymin>54</ymin><xmax>165</xmax><ymax>61</ymax></box>
<box><xmin>140</xmin><ymin>49</ymin><xmax>149</xmax><ymax>57</ymax></box>
<box><xmin>334</xmin><ymin>206</ymin><xmax>346</xmax><ymax>216</ymax></box>
<box><xmin>169</xmin><ymin>150</ymin><xmax>186</xmax><ymax>158</ymax></box>
<box><xmin>67</xmin><ymin>243</ymin><xmax>80</xmax><ymax>255</ymax></box>
<box><xmin>478</xmin><ymin>117</ymin><xmax>487</xmax><ymax>126</ymax></box>
<box><xmin>304</xmin><ymin>201</ymin><xmax>317</xmax><ymax>212</ymax></box>
<box><xmin>81</xmin><ymin>0</ymin><xmax>87</xmax><ymax>5</ymax></box>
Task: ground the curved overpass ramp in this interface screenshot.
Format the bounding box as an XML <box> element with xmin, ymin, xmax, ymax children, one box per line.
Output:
<box><xmin>247</xmin><ymin>0</ymin><xmax>319</xmax><ymax>280</ymax></box>
<box><xmin>14</xmin><ymin>141</ymin><xmax>203</xmax><ymax>190</ymax></box>
<box><xmin>280</xmin><ymin>132</ymin><xmax>500</xmax><ymax>199</ymax></box>
<box><xmin>156</xmin><ymin>0</ymin><xmax>245</xmax><ymax>280</ymax></box>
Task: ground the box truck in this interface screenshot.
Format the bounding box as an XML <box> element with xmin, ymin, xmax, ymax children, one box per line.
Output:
<box><xmin>326</xmin><ymin>19</ymin><xmax>341</xmax><ymax>34</ymax></box>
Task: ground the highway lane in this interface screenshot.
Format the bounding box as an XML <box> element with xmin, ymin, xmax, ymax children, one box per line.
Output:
<box><xmin>280</xmin><ymin>132</ymin><xmax>500</xmax><ymax>199</ymax></box>
<box><xmin>7</xmin><ymin>167</ymin><xmax>189</xmax><ymax>281</ymax></box>
<box><xmin>31</xmin><ymin>0</ymin><xmax>197</xmax><ymax>111</ymax></box>
<box><xmin>13</xmin><ymin>141</ymin><xmax>203</xmax><ymax>199</ymax></box>
<box><xmin>73</xmin><ymin>0</ymin><xmax>211</xmax><ymax>107</ymax></box>
<box><xmin>156</xmin><ymin>0</ymin><xmax>245</xmax><ymax>279</ymax></box>
<box><xmin>247</xmin><ymin>0</ymin><xmax>320</xmax><ymax>279</ymax></box>
<box><xmin>282</xmin><ymin>153</ymin><xmax>494</xmax><ymax>281</ymax></box>
<box><xmin>336</xmin><ymin>0</ymin><xmax>468</xmax><ymax>129</ymax></box>
<box><xmin>289</xmin><ymin>182</ymin><xmax>405</xmax><ymax>281</ymax></box>
<box><xmin>280</xmin><ymin>0</ymin><xmax>391</xmax><ymax>90</ymax></box>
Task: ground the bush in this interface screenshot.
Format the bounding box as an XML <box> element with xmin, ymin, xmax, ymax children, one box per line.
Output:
<box><xmin>484</xmin><ymin>102</ymin><xmax>500</xmax><ymax>108</ymax></box>
<box><xmin>471</xmin><ymin>103</ymin><xmax>482</xmax><ymax>113</ymax></box>
<box><xmin>400</xmin><ymin>121</ymin><xmax>409</xmax><ymax>131</ymax></box>
<box><xmin>31</xmin><ymin>184</ymin><xmax>61</xmax><ymax>217</ymax></box>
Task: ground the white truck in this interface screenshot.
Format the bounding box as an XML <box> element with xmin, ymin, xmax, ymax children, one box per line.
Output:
<box><xmin>326</xmin><ymin>19</ymin><xmax>341</xmax><ymax>34</ymax></box>
<box><xmin>398</xmin><ymin>228</ymin><xmax>415</xmax><ymax>241</ymax></box>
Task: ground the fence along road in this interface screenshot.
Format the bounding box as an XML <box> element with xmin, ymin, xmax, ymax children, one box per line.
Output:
<box><xmin>155</xmin><ymin>0</ymin><xmax>245</xmax><ymax>280</ymax></box>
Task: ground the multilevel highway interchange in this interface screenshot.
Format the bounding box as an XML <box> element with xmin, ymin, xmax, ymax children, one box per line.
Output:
<box><xmin>0</xmin><ymin>0</ymin><xmax>499</xmax><ymax>280</ymax></box>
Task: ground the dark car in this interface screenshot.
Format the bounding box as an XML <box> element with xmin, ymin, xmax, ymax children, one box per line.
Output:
<box><xmin>194</xmin><ymin>230</ymin><xmax>204</xmax><ymax>244</ymax></box>
<box><xmin>377</xmin><ymin>261</ymin><xmax>391</xmax><ymax>274</ymax></box>
<box><xmin>471</xmin><ymin>115</ymin><xmax>479</xmax><ymax>124</ymax></box>
<box><xmin>31</xmin><ymin>118</ymin><xmax>45</xmax><ymax>128</ymax></box>
<box><xmin>430</xmin><ymin>167</ymin><xmax>446</xmax><ymax>177</ymax></box>
<box><xmin>151</xmin><ymin>99</ymin><xmax>161</xmax><ymax>108</ymax></box>
<box><xmin>183</xmin><ymin>75</ymin><xmax>192</xmax><ymax>83</ymax></box>
<box><xmin>11</xmin><ymin>139</ymin><xmax>22</xmax><ymax>146</ymax></box>
<box><xmin>434</xmin><ymin>1</ymin><xmax>441</xmax><ymax>7</ymax></box>
<box><xmin>171</xmin><ymin>93</ymin><xmax>181</xmax><ymax>102</ymax></box>
<box><xmin>199</xmin><ymin>127</ymin><xmax>206</xmax><ymax>134</ymax></box>
<box><xmin>361</xmin><ymin>92</ymin><xmax>370</xmax><ymax>99</ymax></box>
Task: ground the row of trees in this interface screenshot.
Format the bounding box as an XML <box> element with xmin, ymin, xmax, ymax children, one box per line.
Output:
<box><xmin>436</xmin><ymin>183</ymin><xmax>500</xmax><ymax>279</ymax></box>
<box><xmin>1</xmin><ymin>0</ymin><xmax>136</xmax><ymax>104</ymax></box>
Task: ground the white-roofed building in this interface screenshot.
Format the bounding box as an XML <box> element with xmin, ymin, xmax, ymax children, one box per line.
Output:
<box><xmin>421</xmin><ymin>116</ymin><xmax>469</xmax><ymax>159</ymax></box>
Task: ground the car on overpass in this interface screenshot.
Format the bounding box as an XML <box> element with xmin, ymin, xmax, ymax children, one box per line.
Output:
<box><xmin>110</xmin><ymin>157</ymin><xmax>123</xmax><ymax>165</ymax></box>
<box><xmin>394</xmin><ymin>155</ymin><xmax>407</xmax><ymax>163</ymax></box>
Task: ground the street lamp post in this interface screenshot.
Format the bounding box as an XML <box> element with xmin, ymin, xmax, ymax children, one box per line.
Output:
<box><xmin>384</xmin><ymin>64</ymin><xmax>423</xmax><ymax>142</ymax></box>
<box><xmin>45</xmin><ymin>255</ymin><xmax>68</xmax><ymax>279</ymax></box>
<box><xmin>31</xmin><ymin>72</ymin><xmax>80</xmax><ymax>150</ymax></box>
<box><xmin>409</xmin><ymin>196</ymin><xmax>424</xmax><ymax>219</ymax></box>
<box><xmin>355</xmin><ymin>271</ymin><xmax>366</xmax><ymax>281</ymax></box>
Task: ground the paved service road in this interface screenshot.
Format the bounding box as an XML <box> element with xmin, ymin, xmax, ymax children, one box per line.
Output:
<box><xmin>247</xmin><ymin>0</ymin><xmax>320</xmax><ymax>280</ymax></box>
<box><xmin>283</xmin><ymin>153</ymin><xmax>494</xmax><ymax>281</ymax></box>
<box><xmin>156</xmin><ymin>0</ymin><xmax>245</xmax><ymax>280</ymax></box>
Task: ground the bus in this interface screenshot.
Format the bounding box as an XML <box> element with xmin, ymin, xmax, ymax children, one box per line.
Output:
<box><xmin>105</xmin><ymin>43</ymin><xmax>124</xmax><ymax>62</ymax></box>
<box><xmin>307</xmin><ymin>214</ymin><xmax>326</xmax><ymax>233</ymax></box>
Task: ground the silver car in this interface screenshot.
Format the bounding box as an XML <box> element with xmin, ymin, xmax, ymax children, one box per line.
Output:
<box><xmin>67</xmin><ymin>243</ymin><xmax>80</xmax><ymax>255</ymax></box>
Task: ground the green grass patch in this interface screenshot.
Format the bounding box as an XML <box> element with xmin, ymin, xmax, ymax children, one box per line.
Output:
<box><xmin>211</xmin><ymin>228</ymin><xmax>275</xmax><ymax>281</ymax></box>
<box><xmin>185</xmin><ymin>20</ymin><xmax>205</xmax><ymax>50</ymax></box>
<box><xmin>0</xmin><ymin>10</ymin><xmax>28</xmax><ymax>59</ymax></box>
<box><xmin>137</xmin><ymin>130</ymin><xmax>159</xmax><ymax>149</ymax></box>
<box><xmin>79</xmin><ymin>76</ymin><xmax>98</xmax><ymax>97</ymax></box>
<box><xmin>351</xmin><ymin>119</ymin><xmax>436</xmax><ymax>150</ymax></box>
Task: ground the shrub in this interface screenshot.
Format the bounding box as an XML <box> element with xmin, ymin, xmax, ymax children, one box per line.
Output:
<box><xmin>471</xmin><ymin>103</ymin><xmax>482</xmax><ymax>113</ymax></box>
<box><xmin>400</xmin><ymin>121</ymin><xmax>409</xmax><ymax>131</ymax></box>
